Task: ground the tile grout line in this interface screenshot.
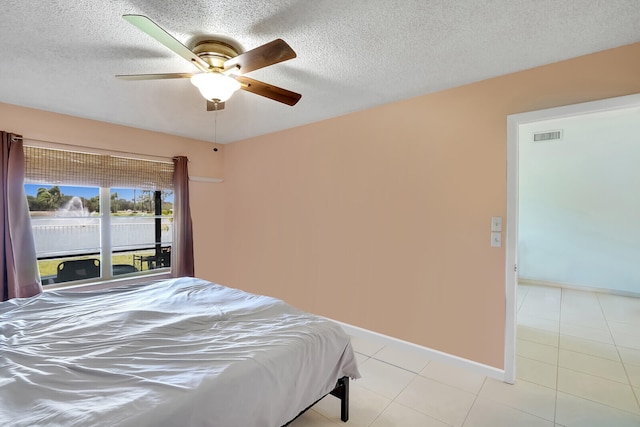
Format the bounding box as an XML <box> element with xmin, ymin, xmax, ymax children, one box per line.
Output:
<box><xmin>355</xmin><ymin>347</ymin><xmax>437</xmax><ymax>427</ymax></box>
<box><xmin>364</xmin><ymin>387</ymin><xmax>394</xmax><ymax>427</ymax></box>
<box><xmin>596</xmin><ymin>292</ymin><xmax>640</xmax><ymax>411</ymax></box>
<box><xmin>557</xmin><ymin>365</ymin><xmax>634</xmax><ymax>386</ymax></box>
<box><xmin>346</xmin><ymin>347</ymin><xmax>401</xmax><ymax>427</ymax></box>
<box><xmin>508</xmin><ymin>287</ymin><xmax>562</xmax><ymax>425</ymax></box>
<box><xmin>379</xmin><ymin>368</ymin><xmax>425</xmax><ymax>424</ymax></box>
<box><xmin>549</xmin><ymin>291</ymin><xmax>640</xmax><ymax>416</ymax></box>
<box><xmin>353</xmin><ymin>345</ymin><xmax>394</xmax><ymax>427</ymax></box>
<box><xmin>518</xmin><ymin>284</ymin><xmax>560</xmax><ymax>424</ymax></box>
<box><xmin>459</xmin><ymin>376</ymin><xmax>488</xmax><ymax>427</ymax></box>
<box><xmin>363</xmin><ymin>352</ymin><xmax>482</xmax><ymax>426</ymax></box>
<box><xmin>553</xmin><ymin>288</ymin><xmax>564</xmax><ymax>425</ymax></box>
<box><xmin>517</xmin><ymin>285</ymin><xmax>529</xmax><ymax>312</ymax></box>
<box><xmin>520</xmin><ymin>286</ymin><xmax>640</xmax><ymax>420</ymax></box>
<box><xmin>368</xmin><ymin>355</ymin><xmax>428</xmax><ymax>376</ymax></box>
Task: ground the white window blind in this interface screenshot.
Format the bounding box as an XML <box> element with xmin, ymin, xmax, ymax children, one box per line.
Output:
<box><xmin>23</xmin><ymin>146</ymin><xmax>174</xmax><ymax>189</ymax></box>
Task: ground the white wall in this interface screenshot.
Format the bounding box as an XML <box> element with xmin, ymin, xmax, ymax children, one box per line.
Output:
<box><xmin>518</xmin><ymin>105</ymin><xmax>640</xmax><ymax>294</ymax></box>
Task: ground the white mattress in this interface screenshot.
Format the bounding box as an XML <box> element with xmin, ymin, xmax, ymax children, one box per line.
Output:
<box><xmin>0</xmin><ymin>277</ymin><xmax>360</xmax><ymax>426</ymax></box>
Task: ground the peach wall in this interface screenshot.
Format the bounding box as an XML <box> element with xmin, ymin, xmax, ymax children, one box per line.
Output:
<box><xmin>0</xmin><ymin>103</ymin><xmax>227</xmax><ymax>280</ymax></box>
<box><xmin>217</xmin><ymin>42</ymin><xmax>640</xmax><ymax>368</ymax></box>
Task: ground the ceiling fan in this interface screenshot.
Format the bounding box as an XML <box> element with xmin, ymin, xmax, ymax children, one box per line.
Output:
<box><xmin>116</xmin><ymin>15</ymin><xmax>301</xmax><ymax>110</ymax></box>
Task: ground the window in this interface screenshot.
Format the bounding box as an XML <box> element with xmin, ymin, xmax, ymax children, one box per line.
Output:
<box><xmin>23</xmin><ymin>146</ymin><xmax>175</xmax><ymax>286</ymax></box>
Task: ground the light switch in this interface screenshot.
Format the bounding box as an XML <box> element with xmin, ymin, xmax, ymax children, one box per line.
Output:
<box><xmin>491</xmin><ymin>216</ymin><xmax>502</xmax><ymax>232</ymax></box>
<box><xmin>491</xmin><ymin>232</ymin><xmax>502</xmax><ymax>247</ymax></box>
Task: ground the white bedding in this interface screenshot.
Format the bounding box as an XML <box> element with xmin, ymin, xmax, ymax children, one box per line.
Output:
<box><xmin>0</xmin><ymin>277</ymin><xmax>360</xmax><ymax>426</ymax></box>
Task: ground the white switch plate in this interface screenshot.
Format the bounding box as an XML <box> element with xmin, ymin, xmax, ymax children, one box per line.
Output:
<box><xmin>491</xmin><ymin>232</ymin><xmax>502</xmax><ymax>247</ymax></box>
<box><xmin>491</xmin><ymin>216</ymin><xmax>502</xmax><ymax>232</ymax></box>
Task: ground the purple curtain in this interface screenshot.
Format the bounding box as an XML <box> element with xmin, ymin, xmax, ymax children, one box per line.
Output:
<box><xmin>1</xmin><ymin>132</ymin><xmax>42</xmax><ymax>301</ymax></box>
<box><xmin>171</xmin><ymin>156</ymin><xmax>194</xmax><ymax>277</ymax></box>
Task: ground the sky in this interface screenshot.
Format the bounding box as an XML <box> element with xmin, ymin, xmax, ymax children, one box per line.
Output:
<box><xmin>24</xmin><ymin>185</ymin><xmax>172</xmax><ymax>202</ymax></box>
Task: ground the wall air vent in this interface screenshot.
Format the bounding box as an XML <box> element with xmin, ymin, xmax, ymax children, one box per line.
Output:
<box><xmin>533</xmin><ymin>130</ymin><xmax>563</xmax><ymax>142</ymax></box>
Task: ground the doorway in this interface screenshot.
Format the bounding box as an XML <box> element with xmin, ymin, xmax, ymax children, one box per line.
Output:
<box><xmin>504</xmin><ymin>93</ymin><xmax>640</xmax><ymax>383</ymax></box>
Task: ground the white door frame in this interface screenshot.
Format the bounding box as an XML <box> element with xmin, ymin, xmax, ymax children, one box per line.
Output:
<box><xmin>504</xmin><ymin>92</ymin><xmax>640</xmax><ymax>384</ymax></box>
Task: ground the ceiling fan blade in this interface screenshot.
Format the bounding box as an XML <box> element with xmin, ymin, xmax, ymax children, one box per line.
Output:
<box><xmin>123</xmin><ymin>14</ymin><xmax>210</xmax><ymax>72</ymax></box>
<box><xmin>207</xmin><ymin>100</ymin><xmax>225</xmax><ymax>111</ymax></box>
<box><xmin>224</xmin><ymin>39</ymin><xmax>296</xmax><ymax>74</ymax></box>
<box><xmin>116</xmin><ymin>73</ymin><xmax>193</xmax><ymax>80</ymax></box>
<box><xmin>235</xmin><ymin>76</ymin><xmax>301</xmax><ymax>106</ymax></box>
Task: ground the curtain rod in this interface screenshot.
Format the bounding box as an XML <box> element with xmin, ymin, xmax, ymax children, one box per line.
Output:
<box><xmin>19</xmin><ymin>136</ymin><xmax>180</xmax><ymax>164</ymax></box>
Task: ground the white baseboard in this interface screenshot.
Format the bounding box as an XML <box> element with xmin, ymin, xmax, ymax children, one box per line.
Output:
<box><xmin>330</xmin><ymin>319</ymin><xmax>508</xmax><ymax>383</ymax></box>
<box><xmin>519</xmin><ymin>278</ymin><xmax>640</xmax><ymax>298</ymax></box>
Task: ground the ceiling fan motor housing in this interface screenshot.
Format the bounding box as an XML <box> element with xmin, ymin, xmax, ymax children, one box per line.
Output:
<box><xmin>192</xmin><ymin>40</ymin><xmax>239</xmax><ymax>69</ymax></box>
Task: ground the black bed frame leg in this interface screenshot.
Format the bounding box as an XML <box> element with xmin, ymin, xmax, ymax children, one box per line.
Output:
<box><xmin>330</xmin><ymin>376</ymin><xmax>349</xmax><ymax>422</ymax></box>
<box><xmin>284</xmin><ymin>377</ymin><xmax>350</xmax><ymax>426</ymax></box>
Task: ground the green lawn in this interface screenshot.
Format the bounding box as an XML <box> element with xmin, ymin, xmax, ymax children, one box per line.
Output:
<box><xmin>38</xmin><ymin>251</ymin><xmax>155</xmax><ymax>277</ymax></box>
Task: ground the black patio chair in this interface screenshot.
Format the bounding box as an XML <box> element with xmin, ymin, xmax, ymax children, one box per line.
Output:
<box><xmin>56</xmin><ymin>259</ymin><xmax>100</xmax><ymax>283</ymax></box>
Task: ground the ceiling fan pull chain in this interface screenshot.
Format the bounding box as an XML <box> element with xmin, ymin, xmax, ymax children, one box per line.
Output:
<box><xmin>213</xmin><ymin>102</ymin><xmax>219</xmax><ymax>152</ymax></box>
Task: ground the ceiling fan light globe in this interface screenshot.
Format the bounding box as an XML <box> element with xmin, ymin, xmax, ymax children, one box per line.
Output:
<box><xmin>190</xmin><ymin>73</ymin><xmax>240</xmax><ymax>103</ymax></box>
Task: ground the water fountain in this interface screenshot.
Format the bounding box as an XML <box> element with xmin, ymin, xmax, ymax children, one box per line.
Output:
<box><xmin>56</xmin><ymin>196</ymin><xmax>90</xmax><ymax>217</ymax></box>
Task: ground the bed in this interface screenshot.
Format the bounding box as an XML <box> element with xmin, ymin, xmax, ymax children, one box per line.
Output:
<box><xmin>0</xmin><ymin>277</ymin><xmax>360</xmax><ymax>426</ymax></box>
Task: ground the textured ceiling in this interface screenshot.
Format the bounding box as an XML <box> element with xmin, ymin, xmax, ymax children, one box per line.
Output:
<box><xmin>1</xmin><ymin>1</ymin><xmax>639</xmax><ymax>144</ymax></box>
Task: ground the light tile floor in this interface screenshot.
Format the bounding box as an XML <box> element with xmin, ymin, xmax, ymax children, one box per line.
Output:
<box><xmin>290</xmin><ymin>284</ymin><xmax>640</xmax><ymax>426</ymax></box>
